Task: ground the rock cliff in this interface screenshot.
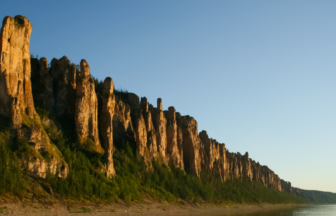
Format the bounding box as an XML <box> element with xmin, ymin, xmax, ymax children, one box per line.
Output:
<box><xmin>31</xmin><ymin>57</ymin><xmax>54</xmax><ymax>113</ymax></box>
<box><xmin>166</xmin><ymin>106</ymin><xmax>184</xmax><ymax>169</ymax></box>
<box><xmin>75</xmin><ymin>60</ymin><xmax>103</xmax><ymax>154</ymax></box>
<box><xmin>155</xmin><ymin>98</ymin><xmax>167</xmax><ymax>162</ymax></box>
<box><xmin>0</xmin><ymin>16</ymin><xmax>34</xmax><ymax>128</ymax></box>
<box><xmin>100</xmin><ymin>77</ymin><xmax>116</xmax><ymax>178</ymax></box>
<box><xmin>31</xmin><ymin>56</ymin><xmax>77</xmax><ymax>117</ymax></box>
<box><xmin>0</xmin><ymin>16</ymin><xmax>68</xmax><ymax>178</ymax></box>
<box><xmin>0</xmin><ymin>15</ymin><xmax>295</xmax><ymax>193</ymax></box>
<box><xmin>179</xmin><ymin>116</ymin><xmax>202</xmax><ymax>177</ymax></box>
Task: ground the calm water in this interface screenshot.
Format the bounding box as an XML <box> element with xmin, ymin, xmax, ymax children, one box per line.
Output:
<box><xmin>203</xmin><ymin>205</ymin><xmax>336</xmax><ymax>216</ymax></box>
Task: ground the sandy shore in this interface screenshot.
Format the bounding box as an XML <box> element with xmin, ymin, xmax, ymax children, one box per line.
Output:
<box><xmin>0</xmin><ymin>199</ymin><xmax>305</xmax><ymax>216</ymax></box>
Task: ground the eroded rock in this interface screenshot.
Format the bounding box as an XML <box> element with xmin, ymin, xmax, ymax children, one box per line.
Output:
<box><xmin>0</xmin><ymin>16</ymin><xmax>68</xmax><ymax>178</ymax></box>
<box><xmin>100</xmin><ymin>77</ymin><xmax>115</xmax><ymax>178</ymax></box>
<box><xmin>50</xmin><ymin>56</ymin><xmax>76</xmax><ymax>117</ymax></box>
<box><xmin>31</xmin><ymin>57</ymin><xmax>54</xmax><ymax>113</ymax></box>
<box><xmin>0</xmin><ymin>16</ymin><xmax>35</xmax><ymax>127</ymax></box>
<box><xmin>166</xmin><ymin>106</ymin><xmax>184</xmax><ymax>169</ymax></box>
<box><xmin>155</xmin><ymin>98</ymin><xmax>167</xmax><ymax>162</ymax></box>
<box><xmin>180</xmin><ymin>115</ymin><xmax>201</xmax><ymax>177</ymax></box>
<box><xmin>75</xmin><ymin>59</ymin><xmax>103</xmax><ymax>154</ymax></box>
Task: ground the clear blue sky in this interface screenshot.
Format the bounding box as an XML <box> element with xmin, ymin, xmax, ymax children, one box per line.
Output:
<box><xmin>1</xmin><ymin>0</ymin><xmax>336</xmax><ymax>192</ymax></box>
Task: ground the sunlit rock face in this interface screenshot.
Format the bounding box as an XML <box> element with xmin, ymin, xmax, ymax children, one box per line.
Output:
<box><xmin>0</xmin><ymin>16</ymin><xmax>35</xmax><ymax>128</ymax></box>
<box><xmin>0</xmin><ymin>16</ymin><xmax>69</xmax><ymax>178</ymax></box>
<box><xmin>155</xmin><ymin>98</ymin><xmax>167</xmax><ymax>162</ymax></box>
<box><xmin>75</xmin><ymin>59</ymin><xmax>103</xmax><ymax>154</ymax></box>
<box><xmin>141</xmin><ymin>97</ymin><xmax>157</xmax><ymax>159</ymax></box>
<box><xmin>166</xmin><ymin>106</ymin><xmax>184</xmax><ymax>169</ymax></box>
<box><xmin>100</xmin><ymin>77</ymin><xmax>116</xmax><ymax>178</ymax></box>
<box><xmin>136</xmin><ymin>111</ymin><xmax>147</xmax><ymax>157</ymax></box>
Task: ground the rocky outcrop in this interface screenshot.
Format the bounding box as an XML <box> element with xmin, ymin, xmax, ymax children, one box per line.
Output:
<box><xmin>141</xmin><ymin>97</ymin><xmax>157</xmax><ymax>159</ymax></box>
<box><xmin>113</xmin><ymin>100</ymin><xmax>134</xmax><ymax>143</ymax></box>
<box><xmin>31</xmin><ymin>56</ymin><xmax>77</xmax><ymax>117</ymax></box>
<box><xmin>155</xmin><ymin>98</ymin><xmax>167</xmax><ymax>162</ymax></box>
<box><xmin>0</xmin><ymin>16</ymin><xmax>35</xmax><ymax>128</ymax></box>
<box><xmin>136</xmin><ymin>111</ymin><xmax>147</xmax><ymax>157</ymax></box>
<box><xmin>50</xmin><ymin>56</ymin><xmax>76</xmax><ymax>117</ymax></box>
<box><xmin>31</xmin><ymin>57</ymin><xmax>54</xmax><ymax>113</ymax></box>
<box><xmin>75</xmin><ymin>60</ymin><xmax>103</xmax><ymax>154</ymax></box>
<box><xmin>199</xmin><ymin>131</ymin><xmax>219</xmax><ymax>172</ymax></box>
<box><xmin>0</xmin><ymin>16</ymin><xmax>68</xmax><ymax>178</ymax></box>
<box><xmin>281</xmin><ymin>180</ymin><xmax>292</xmax><ymax>193</ymax></box>
<box><xmin>100</xmin><ymin>77</ymin><xmax>115</xmax><ymax>178</ymax></box>
<box><xmin>252</xmin><ymin>163</ymin><xmax>282</xmax><ymax>190</ymax></box>
<box><xmin>166</xmin><ymin>106</ymin><xmax>184</xmax><ymax>169</ymax></box>
<box><xmin>179</xmin><ymin>116</ymin><xmax>202</xmax><ymax>177</ymax></box>
<box><xmin>0</xmin><ymin>15</ymin><xmax>298</xmax><ymax>193</ymax></box>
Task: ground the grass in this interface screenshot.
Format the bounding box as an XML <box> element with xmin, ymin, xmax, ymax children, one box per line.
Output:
<box><xmin>21</xmin><ymin>112</ymin><xmax>66</xmax><ymax>165</ymax></box>
<box><xmin>0</xmin><ymin>206</ymin><xmax>7</xmax><ymax>213</ymax></box>
<box><xmin>77</xmin><ymin>135</ymin><xmax>105</xmax><ymax>155</ymax></box>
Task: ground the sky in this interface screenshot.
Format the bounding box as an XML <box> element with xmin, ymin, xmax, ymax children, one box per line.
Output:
<box><xmin>1</xmin><ymin>0</ymin><xmax>336</xmax><ymax>192</ymax></box>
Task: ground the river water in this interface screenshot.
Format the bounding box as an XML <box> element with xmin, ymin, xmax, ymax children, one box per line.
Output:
<box><xmin>214</xmin><ymin>205</ymin><xmax>336</xmax><ymax>216</ymax></box>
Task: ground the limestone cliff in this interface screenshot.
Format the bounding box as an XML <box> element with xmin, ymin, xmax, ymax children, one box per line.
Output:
<box><xmin>179</xmin><ymin>116</ymin><xmax>202</xmax><ymax>177</ymax></box>
<box><xmin>155</xmin><ymin>98</ymin><xmax>167</xmax><ymax>162</ymax></box>
<box><xmin>31</xmin><ymin>56</ymin><xmax>77</xmax><ymax>117</ymax></box>
<box><xmin>166</xmin><ymin>106</ymin><xmax>184</xmax><ymax>169</ymax></box>
<box><xmin>113</xmin><ymin>100</ymin><xmax>134</xmax><ymax>143</ymax></box>
<box><xmin>0</xmin><ymin>16</ymin><xmax>34</xmax><ymax>128</ymax></box>
<box><xmin>0</xmin><ymin>16</ymin><xmax>68</xmax><ymax>178</ymax></box>
<box><xmin>1</xmin><ymin>15</ymin><xmax>296</xmax><ymax>193</ymax></box>
<box><xmin>140</xmin><ymin>97</ymin><xmax>157</xmax><ymax>159</ymax></box>
<box><xmin>75</xmin><ymin>59</ymin><xmax>103</xmax><ymax>154</ymax></box>
<box><xmin>100</xmin><ymin>77</ymin><xmax>116</xmax><ymax>178</ymax></box>
<box><xmin>50</xmin><ymin>56</ymin><xmax>76</xmax><ymax>117</ymax></box>
<box><xmin>136</xmin><ymin>111</ymin><xmax>147</xmax><ymax>157</ymax></box>
<box><xmin>31</xmin><ymin>57</ymin><xmax>54</xmax><ymax>113</ymax></box>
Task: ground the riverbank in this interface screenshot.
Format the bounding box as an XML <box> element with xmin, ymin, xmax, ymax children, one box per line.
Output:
<box><xmin>0</xmin><ymin>199</ymin><xmax>306</xmax><ymax>215</ymax></box>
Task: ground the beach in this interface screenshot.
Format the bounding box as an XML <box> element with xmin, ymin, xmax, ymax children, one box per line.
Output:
<box><xmin>0</xmin><ymin>199</ymin><xmax>304</xmax><ymax>215</ymax></box>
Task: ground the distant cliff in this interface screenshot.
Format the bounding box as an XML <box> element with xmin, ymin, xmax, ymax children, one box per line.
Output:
<box><xmin>0</xmin><ymin>15</ymin><xmax>308</xmax><ymax>200</ymax></box>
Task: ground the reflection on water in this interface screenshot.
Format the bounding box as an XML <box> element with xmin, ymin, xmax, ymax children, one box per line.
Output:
<box><xmin>203</xmin><ymin>205</ymin><xmax>336</xmax><ymax>216</ymax></box>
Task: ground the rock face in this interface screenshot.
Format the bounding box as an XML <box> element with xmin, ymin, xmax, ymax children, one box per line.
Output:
<box><xmin>0</xmin><ymin>16</ymin><xmax>35</xmax><ymax>128</ymax></box>
<box><xmin>75</xmin><ymin>60</ymin><xmax>103</xmax><ymax>154</ymax></box>
<box><xmin>31</xmin><ymin>57</ymin><xmax>54</xmax><ymax>113</ymax></box>
<box><xmin>179</xmin><ymin>116</ymin><xmax>202</xmax><ymax>177</ymax></box>
<box><xmin>50</xmin><ymin>56</ymin><xmax>76</xmax><ymax>117</ymax></box>
<box><xmin>155</xmin><ymin>98</ymin><xmax>167</xmax><ymax>162</ymax></box>
<box><xmin>136</xmin><ymin>111</ymin><xmax>147</xmax><ymax>157</ymax></box>
<box><xmin>166</xmin><ymin>106</ymin><xmax>184</xmax><ymax>169</ymax></box>
<box><xmin>113</xmin><ymin>100</ymin><xmax>134</xmax><ymax>143</ymax></box>
<box><xmin>31</xmin><ymin>56</ymin><xmax>77</xmax><ymax>116</ymax></box>
<box><xmin>0</xmin><ymin>15</ymin><xmax>296</xmax><ymax>193</ymax></box>
<box><xmin>0</xmin><ymin>16</ymin><xmax>68</xmax><ymax>178</ymax></box>
<box><xmin>100</xmin><ymin>77</ymin><xmax>116</xmax><ymax>178</ymax></box>
<box><xmin>141</xmin><ymin>97</ymin><xmax>157</xmax><ymax>159</ymax></box>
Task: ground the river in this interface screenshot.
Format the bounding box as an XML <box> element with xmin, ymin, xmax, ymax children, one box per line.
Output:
<box><xmin>213</xmin><ymin>205</ymin><xmax>336</xmax><ymax>216</ymax></box>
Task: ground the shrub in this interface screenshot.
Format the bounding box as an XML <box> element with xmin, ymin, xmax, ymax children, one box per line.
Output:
<box><xmin>14</xmin><ymin>15</ymin><xmax>25</xmax><ymax>28</ymax></box>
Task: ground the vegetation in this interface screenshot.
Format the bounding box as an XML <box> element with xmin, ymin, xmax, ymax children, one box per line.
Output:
<box><xmin>14</xmin><ymin>15</ymin><xmax>25</xmax><ymax>28</ymax></box>
<box><xmin>295</xmin><ymin>190</ymin><xmax>336</xmax><ymax>204</ymax></box>
<box><xmin>0</xmin><ymin>108</ymin><xmax>335</xmax><ymax>205</ymax></box>
<box><xmin>0</xmin><ymin>130</ymin><xmax>25</xmax><ymax>196</ymax></box>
